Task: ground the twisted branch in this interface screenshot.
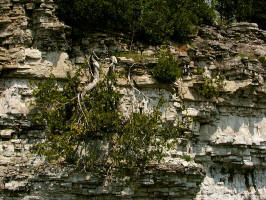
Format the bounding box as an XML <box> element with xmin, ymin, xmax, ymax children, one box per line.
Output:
<box><xmin>77</xmin><ymin>53</ymin><xmax>118</xmax><ymax>125</ymax></box>
<box><xmin>81</xmin><ymin>55</ymin><xmax>100</xmax><ymax>99</ymax></box>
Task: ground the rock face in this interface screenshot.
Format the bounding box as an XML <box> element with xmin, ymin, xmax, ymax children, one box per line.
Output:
<box><xmin>0</xmin><ymin>0</ymin><xmax>265</xmax><ymax>200</ymax></box>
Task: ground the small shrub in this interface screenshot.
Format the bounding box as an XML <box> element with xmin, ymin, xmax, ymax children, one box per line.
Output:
<box><xmin>152</xmin><ymin>50</ymin><xmax>181</xmax><ymax>84</ymax></box>
<box><xmin>194</xmin><ymin>76</ymin><xmax>225</xmax><ymax>99</ymax></box>
<box><xmin>113</xmin><ymin>51</ymin><xmax>153</xmax><ymax>62</ymax></box>
<box><xmin>181</xmin><ymin>155</ymin><xmax>192</xmax><ymax>162</ymax></box>
<box><xmin>192</xmin><ymin>67</ymin><xmax>205</xmax><ymax>75</ymax></box>
<box><xmin>237</xmin><ymin>53</ymin><xmax>255</xmax><ymax>60</ymax></box>
<box><xmin>258</xmin><ymin>56</ymin><xmax>266</xmax><ymax>68</ymax></box>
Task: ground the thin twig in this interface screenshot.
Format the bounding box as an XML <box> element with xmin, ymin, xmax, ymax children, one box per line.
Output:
<box><xmin>78</xmin><ymin>93</ymin><xmax>89</xmax><ymax>126</ymax></box>
<box><xmin>92</xmin><ymin>51</ymin><xmax>100</xmax><ymax>60</ymax></box>
<box><xmin>86</xmin><ymin>55</ymin><xmax>94</xmax><ymax>77</ymax></box>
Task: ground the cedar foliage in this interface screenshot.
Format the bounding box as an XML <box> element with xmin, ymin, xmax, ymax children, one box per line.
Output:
<box><xmin>194</xmin><ymin>76</ymin><xmax>225</xmax><ymax>99</ymax></box>
<box><xmin>215</xmin><ymin>0</ymin><xmax>266</xmax><ymax>29</ymax></box>
<box><xmin>152</xmin><ymin>50</ymin><xmax>181</xmax><ymax>84</ymax></box>
<box><xmin>54</xmin><ymin>0</ymin><xmax>215</xmax><ymax>44</ymax></box>
<box><xmin>30</xmin><ymin>65</ymin><xmax>185</xmax><ymax>175</ymax></box>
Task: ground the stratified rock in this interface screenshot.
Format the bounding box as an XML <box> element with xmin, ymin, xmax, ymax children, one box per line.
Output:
<box><xmin>0</xmin><ymin>1</ymin><xmax>265</xmax><ymax>199</ymax></box>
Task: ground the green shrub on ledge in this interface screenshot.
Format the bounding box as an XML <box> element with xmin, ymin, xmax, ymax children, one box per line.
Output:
<box><xmin>258</xmin><ymin>56</ymin><xmax>266</xmax><ymax>68</ymax></box>
<box><xmin>152</xmin><ymin>50</ymin><xmax>181</xmax><ymax>84</ymax></box>
<box><xmin>30</xmin><ymin>65</ymin><xmax>183</xmax><ymax>176</ymax></box>
<box><xmin>113</xmin><ymin>51</ymin><xmax>153</xmax><ymax>62</ymax></box>
<box><xmin>181</xmin><ymin>155</ymin><xmax>192</xmax><ymax>162</ymax></box>
<box><xmin>194</xmin><ymin>76</ymin><xmax>225</xmax><ymax>99</ymax></box>
<box><xmin>192</xmin><ymin>67</ymin><xmax>205</xmax><ymax>75</ymax></box>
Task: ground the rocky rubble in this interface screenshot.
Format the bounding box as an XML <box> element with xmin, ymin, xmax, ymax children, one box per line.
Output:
<box><xmin>0</xmin><ymin>0</ymin><xmax>265</xmax><ymax>199</ymax></box>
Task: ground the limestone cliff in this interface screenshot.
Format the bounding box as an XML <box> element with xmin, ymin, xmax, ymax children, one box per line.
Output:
<box><xmin>0</xmin><ymin>0</ymin><xmax>265</xmax><ymax>200</ymax></box>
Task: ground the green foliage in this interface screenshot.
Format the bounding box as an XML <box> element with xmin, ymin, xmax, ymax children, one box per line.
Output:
<box><xmin>194</xmin><ymin>76</ymin><xmax>225</xmax><ymax>99</ymax></box>
<box><xmin>54</xmin><ymin>0</ymin><xmax>215</xmax><ymax>44</ymax></box>
<box><xmin>31</xmin><ymin>66</ymin><xmax>182</xmax><ymax>175</ymax></box>
<box><xmin>192</xmin><ymin>67</ymin><xmax>205</xmax><ymax>75</ymax></box>
<box><xmin>152</xmin><ymin>50</ymin><xmax>181</xmax><ymax>84</ymax></box>
<box><xmin>181</xmin><ymin>155</ymin><xmax>192</xmax><ymax>162</ymax></box>
<box><xmin>258</xmin><ymin>56</ymin><xmax>266</xmax><ymax>68</ymax></box>
<box><xmin>215</xmin><ymin>0</ymin><xmax>253</xmax><ymax>21</ymax></box>
<box><xmin>215</xmin><ymin>0</ymin><xmax>266</xmax><ymax>29</ymax></box>
<box><xmin>236</xmin><ymin>53</ymin><xmax>255</xmax><ymax>60</ymax></box>
<box><xmin>250</xmin><ymin>0</ymin><xmax>266</xmax><ymax>29</ymax></box>
<box><xmin>113</xmin><ymin>51</ymin><xmax>153</xmax><ymax>62</ymax></box>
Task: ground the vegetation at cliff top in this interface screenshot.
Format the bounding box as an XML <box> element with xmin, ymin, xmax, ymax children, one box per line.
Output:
<box><xmin>23</xmin><ymin>0</ymin><xmax>265</xmax><ymax>45</ymax></box>
<box><xmin>30</xmin><ymin>64</ymin><xmax>188</xmax><ymax>177</ymax></box>
<box><xmin>214</xmin><ymin>0</ymin><xmax>266</xmax><ymax>29</ymax></box>
<box><xmin>54</xmin><ymin>0</ymin><xmax>215</xmax><ymax>44</ymax></box>
<box><xmin>53</xmin><ymin>0</ymin><xmax>265</xmax><ymax>45</ymax></box>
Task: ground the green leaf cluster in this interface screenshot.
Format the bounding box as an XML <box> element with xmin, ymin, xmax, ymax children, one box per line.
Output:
<box><xmin>214</xmin><ymin>0</ymin><xmax>266</xmax><ymax>29</ymax></box>
<box><xmin>181</xmin><ymin>155</ymin><xmax>192</xmax><ymax>162</ymax></box>
<box><xmin>54</xmin><ymin>0</ymin><xmax>215</xmax><ymax>44</ymax></box>
<box><xmin>192</xmin><ymin>67</ymin><xmax>205</xmax><ymax>75</ymax></box>
<box><xmin>194</xmin><ymin>76</ymin><xmax>225</xmax><ymax>99</ymax></box>
<box><xmin>112</xmin><ymin>51</ymin><xmax>153</xmax><ymax>62</ymax></box>
<box><xmin>31</xmin><ymin>66</ymin><xmax>182</xmax><ymax>175</ymax></box>
<box><xmin>152</xmin><ymin>50</ymin><xmax>181</xmax><ymax>84</ymax></box>
<box><xmin>258</xmin><ymin>56</ymin><xmax>266</xmax><ymax>68</ymax></box>
<box><xmin>215</xmin><ymin>0</ymin><xmax>253</xmax><ymax>21</ymax></box>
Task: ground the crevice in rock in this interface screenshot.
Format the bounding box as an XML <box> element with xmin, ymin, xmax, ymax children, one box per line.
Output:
<box><xmin>251</xmin><ymin>170</ymin><xmax>261</xmax><ymax>200</ymax></box>
<box><xmin>244</xmin><ymin>172</ymin><xmax>251</xmax><ymax>193</ymax></box>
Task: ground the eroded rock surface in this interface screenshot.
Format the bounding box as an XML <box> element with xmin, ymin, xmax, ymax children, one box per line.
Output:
<box><xmin>0</xmin><ymin>0</ymin><xmax>265</xmax><ymax>199</ymax></box>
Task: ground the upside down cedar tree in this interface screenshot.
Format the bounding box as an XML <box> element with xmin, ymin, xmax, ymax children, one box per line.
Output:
<box><xmin>31</xmin><ymin>63</ymin><xmax>189</xmax><ymax>178</ymax></box>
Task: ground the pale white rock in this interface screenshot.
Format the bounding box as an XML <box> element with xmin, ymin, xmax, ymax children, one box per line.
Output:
<box><xmin>182</xmin><ymin>107</ymin><xmax>200</xmax><ymax>116</ymax></box>
<box><xmin>132</xmin><ymin>74</ymin><xmax>158</xmax><ymax>87</ymax></box>
<box><xmin>254</xmin><ymin>46</ymin><xmax>266</xmax><ymax>57</ymax></box>
<box><xmin>0</xmin><ymin>129</ymin><xmax>15</xmax><ymax>138</ymax></box>
<box><xmin>22</xmin><ymin>196</ymin><xmax>43</xmax><ymax>200</ymax></box>
<box><xmin>25</xmin><ymin>48</ymin><xmax>42</xmax><ymax>59</ymax></box>
<box><xmin>203</xmin><ymin>66</ymin><xmax>212</xmax><ymax>78</ymax></box>
<box><xmin>110</xmin><ymin>56</ymin><xmax>118</xmax><ymax>64</ymax></box>
<box><xmin>207</xmin><ymin>116</ymin><xmax>265</xmax><ymax>145</ymax></box>
<box><xmin>224</xmin><ymin>80</ymin><xmax>253</xmax><ymax>93</ymax></box>
<box><xmin>142</xmin><ymin>49</ymin><xmax>155</xmax><ymax>56</ymax></box>
<box><xmin>0</xmin><ymin>79</ymin><xmax>30</xmax><ymax>116</ymax></box>
<box><xmin>5</xmin><ymin>181</ymin><xmax>28</xmax><ymax>191</ymax></box>
<box><xmin>121</xmin><ymin>187</ymin><xmax>134</xmax><ymax>196</ymax></box>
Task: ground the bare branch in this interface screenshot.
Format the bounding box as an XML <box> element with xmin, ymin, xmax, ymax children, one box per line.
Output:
<box><xmin>81</xmin><ymin>55</ymin><xmax>100</xmax><ymax>99</ymax></box>
<box><xmin>78</xmin><ymin>93</ymin><xmax>89</xmax><ymax>126</ymax></box>
<box><xmin>92</xmin><ymin>51</ymin><xmax>100</xmax><ymax>61</ymax></box>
